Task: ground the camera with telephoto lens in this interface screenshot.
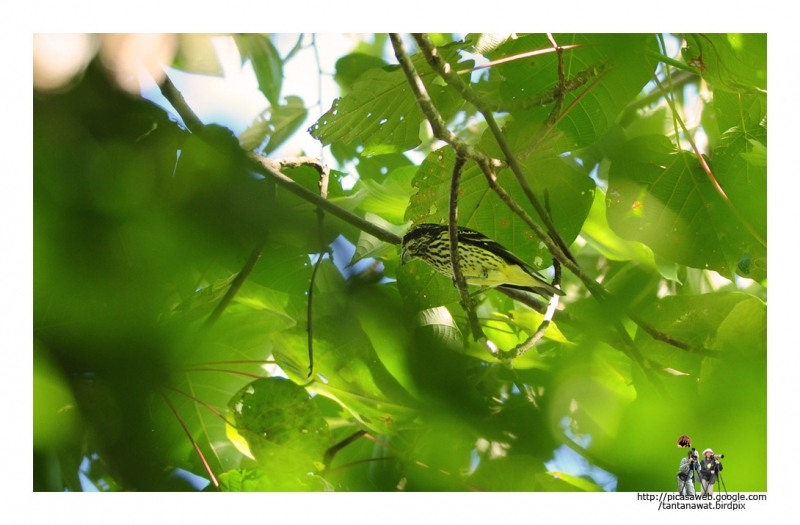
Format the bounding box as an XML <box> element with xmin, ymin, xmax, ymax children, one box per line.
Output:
<box><xmin>715</xmin><ymin>454</ymin><xmax>725</xmax><ymax>459</ymax></box>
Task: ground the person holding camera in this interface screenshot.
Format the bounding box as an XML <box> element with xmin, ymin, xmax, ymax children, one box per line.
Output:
<box><xmin>677</xmin><ymin>448</ymin><xmax>700</xmax><ymax>495</ymax></box>
<box><xmin>699</xmin><ymin>448</ymin><xmax>723</xmax><ymax>495</ymax></box>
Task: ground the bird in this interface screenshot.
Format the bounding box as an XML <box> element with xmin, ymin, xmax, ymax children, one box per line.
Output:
<box><xmin>400</xmin><ymin>223</ymin><xmax>564</xmax><ymax>299</ymax></box>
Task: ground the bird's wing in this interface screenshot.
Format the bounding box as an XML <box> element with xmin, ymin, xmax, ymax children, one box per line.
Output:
<box><xmin>457</xmin><ymin>228</ymin><xmax>549</xmax><ymax>280</ymax></box>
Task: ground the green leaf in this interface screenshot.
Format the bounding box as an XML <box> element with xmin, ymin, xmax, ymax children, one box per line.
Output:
<box><xmin>171</xmin><ymin>34</ymin><xmax>223</xmax><ymax>76</ymax></box>
<box><xmin>310</xmin><ymin>45</ymin><xmax>465</xmax><ymax>156</ymax></box>
<box><xmin>416</xmin><ymin>306</ymin><xmax>464</xmax><ymax>351</ymax></box>
<box><xmin>226</xmin><ymin>377</ymin><xmax>333</xmax><ymax>490</ymax></box>
<box><xmin>149</xmin><ymin>309</ymin><xmax>287</xmax><ymax>477</ymax></box>
<box><xmin>580</xmin><ymin>187</ymin><xmax>655</xmax><ymax>265</ymax></box>
<box><xmin>543</xmin><ymin>471</ymin><xmax>605</xmax><ymax>492</ymax></box>
<box><xmin>396</xmin><ymin>258</ymin><xmax>461</xmax><ymax>311</ymax></box>
<box><xmin>634</xmin><ymin>292</ymin><xmax>755</xmax><ymax>375</ymax></box>
<box><xmin>404</xmin><ymin>147</ymin><xmax>594</xmax><ymax>267</ymax></box>
<box><xmin>271</xmin><ymin>261</ymin><xmax>419</xmax><ymax>435</ymax></box>
<box><xmin>238</xmin><ymin>96</ymin><xmax>307</xmax><ymax>154</ymax></box>
<box><xmin>248</xmin><ymin>247</ymin><xmax>314</xmax><ymax>320</ymax></box>
<box><xmin>354</xmin><ymin>165</ymin><xmax>418</xmax><ymax>225</ymax></box>
<box><xmin>712</xmin><ymin>90</ymin><xmax>767</xmax><ymax>134</ymax></box>
<box><xmin>483</xmin><ymin>34</ymin><xmax>657</xmax><ymax>153</ymax></box>
<box><xmin>712</xmin><ymin>125</ymin><xmax>767</xmax><ymax>247</ymax></box>
<box><xmin>682</xmin><ymin>34</ymin><xmax>766</xmax><ymax>92</ymax></box>
<box><xmin>235</xmin><ymin>34</ymin><xmax>283</xmax><ymax>107</ymax></box>
<box><xmin>334</xmin><ymin>52</ymin><xmax>389</xmax><ymax>92</ymax></box>
<box><xmin>350</xmin><ymin>213</ymin><xmax>408</xmax><ymax>266</ymax></box>
<box><xmin>219</xmin><ymin>466</ymin><xmax>333</xmax><ymax>492</ymax></box>
<box><xmin>330</xmin><ymin>142</ymin><xmax>413</xmax><ymax>180</ymax></box>
<box><xmin>469</xmin><ymin>455</ymin><xmax>546</xmax><ymax>491</ymax></box>
<box><xmin>607</xmin><ymin>135</ymin><xmax>764</xmax><ymax>280</ymax></box>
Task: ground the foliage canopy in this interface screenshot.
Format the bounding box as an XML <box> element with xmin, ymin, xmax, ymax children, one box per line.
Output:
<box><xmin>33</xmin><ymin>33</ymin><xmax>766</xmax><ymax>492</ymax></box>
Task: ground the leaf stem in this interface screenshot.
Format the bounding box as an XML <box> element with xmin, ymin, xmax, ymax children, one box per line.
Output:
<box><xmin>159</xmin><ymin>390</ymin><xmax>219</xmax><ymax>488</ymax></box>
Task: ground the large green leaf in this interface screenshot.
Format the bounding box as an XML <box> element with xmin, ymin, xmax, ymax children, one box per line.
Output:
<box><xmin>226</xmin><ymin>377</ymin><xmax>333</xmax><ymax>490</ymax></box>
<box><xmin>404</xmin><ymin>147</ymin><xmax>594</xmax><ymax>267</ymax></box>
<box><xmin>334</xmin><ymin>52</ymin><xmax>389</xmax><ymax>92</ymax></box>
<box><xmin>633</xmin><ymin>292</ymin><xmax>758</xmax><ymax>375</ymax></box>
<box><xmin>234</xmin><ymin>34</ymin><xmax>283</xmax><ymax>107</ymax></box>
<box><xmin>238</xmin><ymin>95</ymin><xmax>307</xmax><ymax>155</ymax></box>
<box><xmin>712</xmin><ymin>125</ymin><xmax>767</xmax><ymax>252</ymax></box>
<box><xmin>396</xmin><ymin>258</ymin><xmax>462</xmax><ymax>311</ymax></box>
<box><xmin>580</xmin><ymin>187</ymin><xmax>655</xmax><ymax>265</ymax></box>
<box><xmin>353</xmin><ymin>165</ymin><xmax>418</xmax><ymax>225</ymax></box>
<box><xmin>480</xmin><ymin>34</ymin><xmax>657</xmax><ymax>155</ymax></box>
<box><xmin>149</xmin><ymin>309</ymin><xmax>287</xmax><ymax>478</ymax></box>
<box><xmin>272</xmin><ymin>261</ymin><xmax>419</xmax><ymax>435</ymax></box>
<box><xmin>682</xmin><ymin>34</ymin><xmax>766</xmax><ymax>92</ymax></box>
<box><xmin>712</xmin><ymin>90</ymin><xmax>767</xmax><ymax>134</ymax></box>
<box><xmin>220</xmin><ymin>466</ymin><xmax>332</xmax><ymax>492</ymax></box>
<box><xmin>469</xmin><ymin>455</ymin><xmax>546</xmax><ymax>491</ymax></box>
<box><xmin>607</xmin><ymin>134</ymin><xmax>764</xmax><ymax>280</ymax></box>
<box><xmin>310</xmin><ymin>45</ymin><xmax>466</xmax><ymax>156</ymax></box>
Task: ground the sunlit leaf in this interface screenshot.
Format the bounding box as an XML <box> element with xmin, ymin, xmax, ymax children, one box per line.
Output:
<box><xmin>239</xmin><ymin>96</ymin><xmax>307</xmax><ymax>155</ymax></box>
<box><xmin>234</xmin><ymin>34</ymin><xmax>283</xmax><ymax>107</ymax></box>
<box><xmin>310</xmin><ymin>44</ymin><xmax>467</xmax><ymax>156</ymax></box>
<box><xmin>682</xmin><ymin>33</ymin><xmax>766</xmax><ymax>92</ymax></box>
<box><xmin>226</xmin><ymin>377</ymin><xmax>333</xmax><ymax>490</ymax></box>
<box><xmin>607</xmin><ymin>134</ymin><xmax>764</xmax><ymax>280</ymax></box>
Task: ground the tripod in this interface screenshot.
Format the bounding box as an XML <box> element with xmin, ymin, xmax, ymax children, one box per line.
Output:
<box><xmin>716</xmin><ymin>471</ymin><xmax>728</xmax><ymax>495</ymax></box>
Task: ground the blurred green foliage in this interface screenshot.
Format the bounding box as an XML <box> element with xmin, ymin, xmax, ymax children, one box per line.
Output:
<box><xmin>34</xmin><ymin>33</ymin><xmax>766</xmax><ymax>492</ymax></box>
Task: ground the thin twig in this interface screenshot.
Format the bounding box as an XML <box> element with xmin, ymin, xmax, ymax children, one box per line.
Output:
<box><xmin>647</xmin><ymin>68</ymin><xmax>766</xmax><ymax>248</ymax></box>
<box><xmin>412</xmin><ymin>33</ymin><xmax>577</xmax><ymax>265</ymax></box>
<box><xmin>154</xmin><ymin>73</ymin><xmax>205</xmax><ymax>131</ymax></box>
<box><xmin>202</xmin><ymin>245</ymin><xmax>264</xmax><ymax>329</ymax></box>
<box><xmin>306</xmin><ymin>253</ymin><xmax>325</xmax><ymax>377</ymax></box>
<box><xmin>394</xmin><ymin>34</ymin><xmax>670</xmax><ymax>394</ymax></box>
<box><xmin>458</xmin><ymin>43</ymin><xmax>588</xmax><ymax>74</ymax></box>
<box><xmin>162</xmin><ymin>385</ymin><xmax>237</xmax><ymax>427</ymax></box>
<box><xmin>306</xmin><ymin>155</ymin><xmax>331</xmax><ymax>377</ymax></box>
<box><xmin>628</xmin><ymin>313</ymin><xmax>722</xmax><ymax>358</ymax></box>
<box><xmin>150</xmin><ymin>65</ymin><xmax>402</xmax><ymax>246</ymax></box>
<box><xmin>159</xmin><ymin>391</ymin><xmax>219</xmax><ymax>488</ymax></box>
<box><xmin>323</xmin><ymin>430</ymin><xmax>367</xmax><ymax>467</ymax></box>
<box><xmin>448</xmin><ymin>154</ymin><xmax>485</xmax><ymax>342</ymax></box>
<box><xmin>252</xmin><ymin>155</ymin><xmax>402</xmax><ymax>244</ymax></box>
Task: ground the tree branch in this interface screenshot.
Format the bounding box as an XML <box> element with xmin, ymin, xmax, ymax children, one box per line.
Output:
<box><xmin>448</xmin><ymin>155</ymin><xmax>485</xmax><ymax>342</ymax></box>
<box><xmin>411</xmin><ymin>33</ymin><xmax>578</xmax><ymax>266</ymax></box>
<box><xmin>151</xmin><ymin>67</ymin><xmax>402</xmax><ymax>246</ymax></box>
<box><xmin>202</xmin><ymin>245</ymin><xmax>264</xmax><ymax>329</ymax></box>
<box><xmin>393</xmin><ymin>33</ymin><xmax>670</xmax><ymax>393</ymax></box>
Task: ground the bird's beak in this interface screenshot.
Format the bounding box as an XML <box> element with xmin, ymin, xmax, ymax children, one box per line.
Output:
<box><xmin>400</xmin><ymin>247</ymin><xmax>410</xmax><ymax>265</ymax></box>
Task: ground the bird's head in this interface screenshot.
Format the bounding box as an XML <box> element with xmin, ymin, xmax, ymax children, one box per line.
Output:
<box><xmin>400</xmin><ymin>223</ymin><xmax>445</xmax><ymax>264</ymax></box>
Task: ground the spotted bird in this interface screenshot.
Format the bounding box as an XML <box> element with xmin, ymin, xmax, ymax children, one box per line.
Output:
<box><xmin>400</xmin><ymin>223</ymin><xmax>564</xmax><ymax>298</ymax></box>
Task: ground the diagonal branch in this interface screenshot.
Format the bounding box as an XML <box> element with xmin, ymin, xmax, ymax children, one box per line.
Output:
<box><xmin>202</xmin><ymin>245</ymin><xmax>264</xmax><ymax>329</ymax></box>
<box><xmin>448</xmin><ymin>154</ymin><xmax>485</xmax><ymax>342</ymax></box>
<box><xmin>159</xmin><ymin>390</ymin><xmax>219</xmax><ymax>488</ymax></box>
<box><xmin>412</xmin><ymin>33</ymin><xmax>578</xmax><ymax>265</ymax></box>
<box><xmin>151</xmin><ymin>70</ymin><xmax>402</xmax><ymax>246</ymax></box>
<box><xmin>647</xmin><ymin>67</ymin><xmax>766</xmax><ymax>248</ymax></box>
<box><xmin>392</xmin><ymin>33</ymin><xmax>668</xmax><ymax>394</ymax></box>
